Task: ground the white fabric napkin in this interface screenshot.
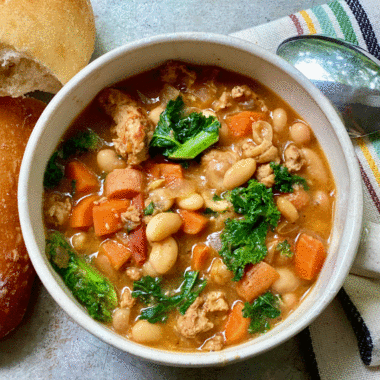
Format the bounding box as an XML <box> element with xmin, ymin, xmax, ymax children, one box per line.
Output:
<box><xmin>232</xmin><ymin>1</ymin><xmax>380</xmax><ymax>378</ymax></box>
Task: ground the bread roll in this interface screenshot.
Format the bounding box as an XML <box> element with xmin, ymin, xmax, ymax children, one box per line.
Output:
<box><xmin>0</xmin><ymin>0</ymin><xmax>96</xmax><ymax>97</ymax></box>
<box><xmin>0</xmin><ymin>96</ymin><xmax>45</xmax><ymax>339</ymax></box>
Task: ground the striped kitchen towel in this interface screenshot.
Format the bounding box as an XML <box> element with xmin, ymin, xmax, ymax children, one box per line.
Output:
<box><xmin>233</xmin><ymin>1</ymin><xmax>380</xmax><ymax>379</ymax></box>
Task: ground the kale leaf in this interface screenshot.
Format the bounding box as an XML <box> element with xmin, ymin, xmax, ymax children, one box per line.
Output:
<box><xmin>46</xmin><ymin>231</ymin><xmax>118</xmax><ymax>322</ymax></box>
<box><xmin>149</xmin><ymin>96</ymin><xmax>220</xmax><ymax>160</ymax></box>
<box><xmin>243</xmin><ymin>292</ymin><xmax>281</xmax><ymax>333</ymax></box>
<box><xmin>219</xmin><ymin>180</ymin><xmax>281</xmax><ymax>281</ymax></box>
<box><xmin>270</xmin><ymin>162</ymin><xmax>308</xmax><ymax>193</ymax></box>
<box><xmin>144</xmin><ymin>202</ymin><xmax>155</xmax><ymax>216</ymax></box>
<box><xmin>44</xmin><ymin>128</ymin><xmax>101</xmax><ymax>189</ymax></box>
<box><xmin>132</xmin><ymin>271</ymin><xmax>207</xmax><ymax>323</ymax></box>
<box><xmin>276</xmin><ymin>240</ymin><xmax>293</xmax><ymax>258</ymax></box>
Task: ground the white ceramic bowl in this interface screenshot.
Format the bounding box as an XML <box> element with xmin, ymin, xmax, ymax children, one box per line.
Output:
<box><xmin>18</xmin><ymin>33</ymin><xmax>363</xmax><ymax>367</ymax></box>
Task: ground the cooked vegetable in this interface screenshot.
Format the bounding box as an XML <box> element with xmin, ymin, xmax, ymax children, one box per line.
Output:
<box><xmin>191</xmin><ymin>244</ymin><xmax>210</xmax><ymax>271</ymax></box>
<box><xmin>101</xmin><ymin>239</ymin><xmax>132</xmax><ymax>270</ymax></box>
<box><xmin>92</xmin><ymin>199</ymin><xmax>131</xmax><ymax>236</ymax></box>
<box><xmin>178</xmin><ymin>209</ymin><xmax>208</xmax><ymax>235</ymax></box>
<box><xmin>219</xmin><ymin>180</ymin><xmax>281</xmax><ymax>281</ymax></box>
<box><xmin>226</xmin><ymin>111</ymin><xmax>265</xmax><ymax>137</ymax></box>
<box><xmin>65</xmin><ymin>160</ymin><xmax>99</xmax><ymax>193</ymax></box>
<box><xmin>46</xmin><ymin>231</ymin><xmax>118</xmax><ymax>322</ymax></box>
<box><xmin>276</xmin><ymin>240</ymin><xmax>293</xmax><ymax>258</ymax></box>
<box><xmin>294</xmin><ymin>233</ymin><xmax>326</xmax><ymax>280</ymax></box>
<box><xmin>69</xmin><ymin>194</ymin><xmax>99</xmax><ymax>229</ymax></box>
<box><xmin>224</xmin><ymin>301</ymin><xmax>250</xmax><ymax>344</ymax></box>
<box><xmin>149</xmin><ymin>96</ymin><xmax>221</xmax><ymax>160</ymax></box>
<box><xmin>270</xmin><ymin>162</ymin><xmax>308</xmax><ymax>193</ymax></box>
<box><xmin>132</xmin><ymin>271</ymin><xmax>207</xmax><ymax>323</ymax></box>
<box><xmin>243</xmin><ymin>292</ymin><xmax>281</xmax><ymax>334</ymax></box>
<box><xmin>236</xmin><ymin>262</ymin><xmax>280</xmax><ymax>302</ymax></box>
<box><xmin>44</xmin><ymin>129</ymin><xmax>101</xmax><ymax>188</ymax></box>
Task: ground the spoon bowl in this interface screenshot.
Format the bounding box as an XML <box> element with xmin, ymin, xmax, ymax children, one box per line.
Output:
<box><xmin>277</xmin><ymin>35</ymin><xmax>380</xmax><ymax>137</ymax></box>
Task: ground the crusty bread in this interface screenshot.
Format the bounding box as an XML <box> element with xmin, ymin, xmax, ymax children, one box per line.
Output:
<box><xmin>0</xmin><ymin>96</ymin><xmax>45</xmax><ymax>339</ymax></box>
<box><xmin>0</xmin><ymin>0</ymin><xmax>96</xmax><ymax>97</ymax></box>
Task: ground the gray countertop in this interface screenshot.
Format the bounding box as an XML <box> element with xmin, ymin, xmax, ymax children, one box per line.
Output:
<box><xmin>1</xmin><ymin>1</ymin><xmax>326</xmax><ymax>379</ymax></box>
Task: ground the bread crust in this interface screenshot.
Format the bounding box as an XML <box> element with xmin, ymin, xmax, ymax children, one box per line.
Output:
<box><xmin>0</xmin><ymin>0</ymin><xmax>95</xmax><ymax>92</ymax></box>
<box><xmin>0</xmin><ymin>96</ymin><xmax>45</xmax><ymax>339</ymax></box>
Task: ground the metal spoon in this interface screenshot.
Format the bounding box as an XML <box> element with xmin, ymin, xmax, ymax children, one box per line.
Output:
<box><xmin>277</xmin><ymin>35</ymin><xmax>380</xmax><ymax>137</ymax></box>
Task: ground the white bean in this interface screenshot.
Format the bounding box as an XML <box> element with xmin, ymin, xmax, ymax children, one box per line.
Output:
<box><xmin>302</xmin><ymin>148</ymin><xmax>328</xmax><ymax>185</ymax></box>
<box><xmin>272</xmin><ymin>108</ymin><xmax>288</xmax><ymax>132</ymax></box>
<box><xmin>281</xmin><ymin>292</ymin><xmax>298</xmax><ymax>312</ymax></box>
<box><xmin>148</xmin><ymin>237</ymin><xmax>178</xmax><ymax>275</ymax></box>
<box><xmin>313</xmin><ymin>190</ymin><xmax>331</xmax><ymax>213</ymax></box>
<box><xmin>272</xmin><ymin>268</ymin><xmax>301</xmax><ymax>294</ymax></box>
<box><xmin>223</xmin><ymin>158</ymin><xmax>256</xmax><ymax>190</ymax></box>
<box><xmin>112</xmin><ymin>308</ymin><xmax>131</xmax><ymax>333</ymax></box>
<box><xmin>149</xmin><ymin>188</ymin><xmax>175</xmax><ymax>212</ymax></box>
<box><xmin>146</xmin><ymin>212</ymin><xmax>182</xmax><ymax>242</ymax></box>
<box><xmin>177</xmin><ymin>193</ymin><xmax>204</xmax><ymax>211</ymax></box>
<box><xmin>97</xmin><ymin>149</ymin><xmax>127</xmax><ymax>172</ymax></box>
<box><xmin>131</xmin><ymin>320</ymin><xmax>163</xmax><ymax>343</ymax></box>
<box><xmin>148</xmin><ymin>105</ymin><xmax>165</xmax><ymax>125</ymax></box>
<box><xmin>290</xmin><ymin>122</ymin><xmax>312</xmax><ymax>145</ymax></box>
<box><xmin>71</xmin><ymin>232</ymin><xmax>88</xmax><ymax>251</ymax></box>
<box><xmin>276</xmin><ymin>197</ymin><xmax>299</xmax><ymax>223</ymax></box>
<box><xmin>210</xmin><ymin>258</ymin><xmax>233</xmax><ymax>285</ymax></box>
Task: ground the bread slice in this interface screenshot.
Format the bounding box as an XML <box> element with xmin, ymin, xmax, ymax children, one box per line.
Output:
<box><xmin>0</xmin><ymin>96</ymin><xmax>46</xmax><ymax>339</ymax></box>
<box><xmin>0</xmin><ymin>0</ymin><xmax>96</xmax><ymax>97</ymax></box>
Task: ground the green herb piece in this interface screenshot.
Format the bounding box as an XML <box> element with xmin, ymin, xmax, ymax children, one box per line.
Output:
<box><xmin>219</xmin><ymin>180</ymin><xmax>281</xmax><ymax>281</ymax></box>
<box><xmin>46</xmin><ymin>231</ymin><xmax>118</xmax><ymax>322</ymax></box>
<box><xmin>270</xmin><ymin>162</ymin><xmax>308</xmax><ymax>193</ymax></box>
<box><xmin>144</xmin><ymin>202</ymin><xmax>155</xmax><ymax>216</ymax></box>
<box><xmin>149</xmin><ymin>96</ymin><xmax>221</xmax><ymax>160</ymax></box>
<box><xmin>132</xmin><ymin>271</ymin><xmax>207</xmax><ymax>323</ymax></box>
<box><xmin>203</xmin><ymin>208</ymin><xmax>218</xmax><ymax>217</ymax></box>
<box><xmin>243</xmin><ymin>292</ymin><xmax>281</xmax><ymax>333</ymax></box>
<box><xmin>276</xmin><ymin>240</ymin><xmax>293</xmax><ymax>258</ymax></box>
<box><xmin>212</xmin><ymin>194</ymin><xmax>222</xmax><ymax>202</ymax></box>
<box><xmin>44</xmin><ymin>129</ymin><xmax>101</xmax><ymax>189</ymax></box>
<box><xmin>44</xmin><ymin>151</ymin><xmax>64</xmax><ymax>188</ymax></box>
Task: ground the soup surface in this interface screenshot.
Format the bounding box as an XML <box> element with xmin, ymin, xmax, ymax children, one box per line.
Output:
<box><xmin>43</xmin><ymin>61</ymin><xmax>335</xmax><ymax>351</ymax></box>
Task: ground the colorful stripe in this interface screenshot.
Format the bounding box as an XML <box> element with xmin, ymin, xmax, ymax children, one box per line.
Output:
<box><xmin>345</xmin><ymin>0</ymin><xmax>380</xmax><ymax>59</ymax></box>
<box><xmin>289</xmin><ymin>13</ymin><xmax>303</xmax><ymax>35</ymax></box>
<box><xmin>356</xmin><ymin>137</ymin><xmax>380</xmax><ymax>187</ymax></box>
<box><xmin>328</xmin><ymin>1</ymin><xmax>359</xmax><ymax>44</ymax></box>
<box><xmin>299</xmin><ymin>10</ymin><xmax>317</xmax><ymax>34</ymax></box>
<box><xmin>312</xmin><ymin>5</ymin><xmax>338</xmax><ymax>37</ymax></box>
<box><xmin>358</xmin><ymin>160</ymin><xmax>380</xmax><ymax>214</ymax></box>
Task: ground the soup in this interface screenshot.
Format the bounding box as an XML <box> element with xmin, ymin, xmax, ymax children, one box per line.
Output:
<box><xmin>43</xmin><ymin>61</ymin><xmax>335</xmax><ymax>351</ymax></box>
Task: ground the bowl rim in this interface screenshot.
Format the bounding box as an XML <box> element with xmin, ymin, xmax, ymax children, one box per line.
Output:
<box><xmin>18</xmin><ymin>32</ymin><xmax>363</xmax><ymax>367</ymax></box>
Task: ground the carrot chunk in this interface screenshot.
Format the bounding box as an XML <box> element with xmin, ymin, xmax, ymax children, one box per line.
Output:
<box><xmin>101</xmin><ymin>239</ymin><xmax>132</xmax><ymax>270</ymax></box>
<box><xmin>104</xmin><ymin>168</ymin><xmax>145</xmax><ymax>199</ymax></box>
<box><xmin>69</xmin><ymin>194</ymin><xmax>99</xmax><ymax>229</ymax></box>
<box><xmin>191</xmin><ymin>243</ymin><xmax>210</xmax><ymax>271</ymax></box>
<box><xmin>224</xmin><ymin>301</ymin><xmax>250</xmax><ymax>344</ymax></box>
<box><xmin>236</xmin><ymin>262</ymin><xmax>280</xmax><ymax>302</ymax></box>
<box><xmin>92</xmin><ymin>199</ymin><xmax>131</xmax><ymax>236</ymax></box>
<box><xmin>294</xmin><ymin>233</ymin><xmax>326</xmax><ymax>280</ymax></box>
<box><xmin>65</xmin><ymin>160</ymin><xmax>99</xmax><ymax>192</ymax></box>
<box><xmin>128</xmin><ymin>224</ymin><xmax>148</xmax><ymax>266</ymax></box>
<box><xmin>178</xmin><ymin>210</ymin><xmax>208</xmax><ymax>235</ymax></box>
<box><xmin>226</xmin><ymin>111</ymin><xmax>265</xmax><ymax>138</ymax></box>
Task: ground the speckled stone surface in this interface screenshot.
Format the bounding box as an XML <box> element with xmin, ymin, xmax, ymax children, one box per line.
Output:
<box><xmin>1</xmin><ymin>1</ymin><xmax>327</xmax><ymax>379</ymax></box>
